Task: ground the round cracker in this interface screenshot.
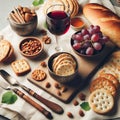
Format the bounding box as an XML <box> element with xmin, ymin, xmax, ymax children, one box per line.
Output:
<box><xmin>44</xmin><ymin>0</ymin><xmax>65</xmax><ymax>14</ymax></box>
<box><xmin>61</xmin><ymin>0</ymin><xmax>69</xmax><ymax>13</ymax></box>
<box><xmin>55</xmin><ymin>63</ymin><xmax>75</xmax><ymax>76</ymax></box>
<box><xmin>90</xmin><ymin>77</ymin><xmax>117</xmax><ymax>97</ymax></box>
<box><xmin>52</xmin><ymin>53</ymin><xmax>72</xmax><ymax>68</ymax></box>
<box><xmin>66</xmin><ymin>0</ymin><xmax>74</xmax><ymax>18</ymax></box>
<box><xmin>3</xmin><ymin>44</ymin><xmax>14</xmax><ymax>62</ymax></box>
<box><xmin>99</xmin><ymin>73</ymin><xmax>119</xmax><ymax>89</ymax></box>
<box><xmin>32</xmin><ymin>69</ymin><xmax>47</xmax><ymax>81</ymax></box>
<box><xmin>53</xmin><ymin>56</ymin><xmax>76</xmax><ymax>72</ymax></box>
<box><xmin>70</xmin><ymin>0</ymin><xmax>77</xmax><ymax>17</ymax></box>
<box><xmin>89</xmin><ymin>89</ymin><xmax>114</xmax><ymax>114</ymax></box>
<box><xmin>0</xmin><ymin>40</ymin><xmax>11</xmax><ymax>62</ymax></box>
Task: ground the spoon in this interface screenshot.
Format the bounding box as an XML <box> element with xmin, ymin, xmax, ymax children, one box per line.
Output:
<box><xmin>0</xmin><ymin>69</ymin><xmax>64</xmax><ymax>114</ymax></box>
<box><xmin>0</xmin><ymin>77</ymin><xmax>53</xmax><ymax>119</ymax></box>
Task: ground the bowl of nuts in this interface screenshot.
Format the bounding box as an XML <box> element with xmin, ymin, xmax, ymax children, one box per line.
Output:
<box><xmin>8</xmin><ymin>5</ymin><xmax>37</xmax><ymax>36</ymax></box>
<box><xmin>19</xmin><ymin>37</ymin><xmax>43</xmax><ymax>59</ymax></box>
<box><xmin>71</xmin><ymin>25</ymin><xmax>109</xmax><ymax>58</ymax></box>
<box><xmin>48</xmin><ymin>52</ymin><xmax>78</xmax><ymax>83</ymax></box>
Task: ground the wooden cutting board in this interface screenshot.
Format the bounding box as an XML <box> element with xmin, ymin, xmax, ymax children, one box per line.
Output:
<box><xmin>27</xmin><ymin>41</ymin><xmax>116</xmax><ymax>103</ymax></box>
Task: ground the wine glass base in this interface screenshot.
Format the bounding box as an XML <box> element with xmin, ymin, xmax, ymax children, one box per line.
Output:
<box><xmin>48</xmin><ymin>44</ymin><xmax>63</xmax><ymax>55</ymax></box>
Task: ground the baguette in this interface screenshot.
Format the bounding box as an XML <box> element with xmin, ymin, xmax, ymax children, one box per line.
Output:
<box><xmin>83</xmin><ymin>3</ymin><xmax>120</xmax><ymax>47</ymax></box>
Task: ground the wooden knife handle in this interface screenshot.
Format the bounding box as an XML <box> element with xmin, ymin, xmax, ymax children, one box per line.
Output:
<box><xmin>13</xmin><ymin>88</ymin><xmax>53</xmax><ymax>119</ymax></box>
<box><xmin>21</xmin><ymin>85</ymin><xmax>64</xmax><ymax>114</ymax></box>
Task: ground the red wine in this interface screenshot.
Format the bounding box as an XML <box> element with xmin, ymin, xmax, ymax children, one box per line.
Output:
<box><xmin>46</xmin><ymin>11</ymin><xmax>70</xmax><ymax>35</ymax></box>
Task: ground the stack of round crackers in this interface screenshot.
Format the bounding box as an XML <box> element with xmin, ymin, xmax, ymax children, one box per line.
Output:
<box><xmin>43</xmin><ymin>0</ymin><xmax>80</xmax><ymax>18</ymax></box>
<box><xmin>88</xmin><ymin>73</ymin><xmax>119</xmax><ymax>114</ymax></box>
<box><xmin>52</xmin><ymin>53</ymin><xmax>77</xmax><ymax>76</ymax></box>
<box><xmin>0</xmin><ymin>39</ymin><xmax>14</xmax><ymax>63</ymax></box>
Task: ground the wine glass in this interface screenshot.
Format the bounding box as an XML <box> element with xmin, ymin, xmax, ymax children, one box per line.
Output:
<box><xmin>46</xmin><ymin>4</ymin><xmax>70</xmax><ymax>55</ymax></box>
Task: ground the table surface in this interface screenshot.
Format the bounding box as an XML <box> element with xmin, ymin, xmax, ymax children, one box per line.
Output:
<box><xmin>0</xmin><ymin>0</ymin><xmax>33</xmax><ymax>30</ymax></box>
<box><xmin>0</xmin><ymin>1</ymin><xmax>120</xmax><ymax>120</ymax></box>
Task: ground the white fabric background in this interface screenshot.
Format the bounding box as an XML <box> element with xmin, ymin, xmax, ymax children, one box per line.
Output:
<box><xmin>0</xmin><ymin>0</ymin><xmax>120</xmax><ymax>120</ymax></box>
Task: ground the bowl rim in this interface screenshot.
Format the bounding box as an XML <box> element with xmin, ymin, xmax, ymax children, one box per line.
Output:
<box><xmin>8</xmin><ymin>14</ymin><xmax>37</xmax><ymax>25</ymax></box>
<box><xmin>70</xmin><ymin>16</ymin><xmax>85</xmax><ymax>29</ymax></box>
<box><xmin>47</xmin><ymin>52</ymin><xmax>78</xmax><ymax>77</ymax></box>
<box><xmin>19</xmin><ymin>36</ymin><xmax>43</xmax><ymax>57</ymax></box>
<box><xmin>71</xmin><ymin>31</ymin><xmax>105</xmax><ymax>58</ymax></box>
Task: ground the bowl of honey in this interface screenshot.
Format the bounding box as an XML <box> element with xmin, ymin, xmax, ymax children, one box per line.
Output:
<box><xmin>70</xmin><ymin>16</ymin><xmax>85</xmax><ymax>31</ymax></box>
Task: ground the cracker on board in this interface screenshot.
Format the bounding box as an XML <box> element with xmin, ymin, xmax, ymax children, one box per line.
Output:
<box><xmin>31</xmin><ymin>69</ymin><xmax>47</xmax><ymax>81</ymax></box>
<box><xmin>96</xmin><ymin>50</ymin><xmax>120</xmax><ymax>83</ymax></box>
<box><xmin>88</xmin><ymin>89</ymin><xmax>114</xmax><ymax>114</ymax></box>
<box><xmin>98</xmin><ymin>73</ymin><xmax>120</xmax><ymax>89</ymax></box>
<box><xmin>89</xmin><ymin>77</ymin><xmax>117</xmax><ymax>97</ymax></box>
<box><xmin>11</xmin><ymin>59</ymin><xmax>31</xmax><ymax>76</ymax></box>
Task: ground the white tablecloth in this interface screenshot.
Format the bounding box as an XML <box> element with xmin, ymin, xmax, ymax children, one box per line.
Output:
<box><xmin>0</xmin><ymin>0</ymin><xmax>120</xmax><ymax>120</ymax></box>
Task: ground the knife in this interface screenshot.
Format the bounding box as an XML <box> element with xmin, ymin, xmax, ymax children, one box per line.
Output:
<box><xmin>0</xmin><ymin>69</ymin><xmax>64</xmax><ymax>114</ymax></box>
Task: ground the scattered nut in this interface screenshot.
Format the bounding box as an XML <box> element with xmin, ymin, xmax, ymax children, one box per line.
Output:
<box><xmin>45</xmin><ymin>82</ymin><xmax>51</xmax><ymax>88</ymax></box>
<box><xmin>79</xmin><ymin>110</ymin><xmax>85</xmax><ymax>117</ymax></box>
<box><xmin>61</xmin><ymin>86</ymin><xmax>68</xmax><ymax>93</ymax></box>
<box><xmin>67</xmin><ymin>112</ymin><xmax>74</xmax><ymax>118</ymax></box>
<box><xmin>78</xmin><ymin>93</ymin><xmax>86</xmax><ymax>101</ymax></box>
<box><xmin>42</xmin><ymin>35</ymin><xmax>51</xmax><ymax>44</ymax></box>
<box><xmin>40</xmin><ymin>61</ymin><xmax>47</xmax><ymax>67</ymax></box>
<box><xmin>57</xmin><ymin>90</ymin><xmax>62</xmax><ymax>96</ymax></box>
<box><xmin>54</xmin><ymin>82</ymin><xmax>61</xmax><ymax>89</ymax></box>
<box><xmin>73</xmin><ymin>100</ymin><xmax>79</xmax><ymax>106</ymax></box>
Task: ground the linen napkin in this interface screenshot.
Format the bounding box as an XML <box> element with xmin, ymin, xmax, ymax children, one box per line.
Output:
<box><xmin>0</xmin><ymin>0</ymin><xmax>120</xmax><ymax>120</ymax></box>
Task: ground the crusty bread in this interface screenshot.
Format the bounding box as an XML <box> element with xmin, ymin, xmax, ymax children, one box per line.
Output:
<box><xmin>83</xmin><ymin>3</ymin><xmax>120</xmax><ymax>47</ymax></box>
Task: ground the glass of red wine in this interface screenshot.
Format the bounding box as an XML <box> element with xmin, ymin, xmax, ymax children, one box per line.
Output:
<box><xmin>46</xmin><ymin>4</ymin><xmax>70</xmax><ymax>55</ymax></box>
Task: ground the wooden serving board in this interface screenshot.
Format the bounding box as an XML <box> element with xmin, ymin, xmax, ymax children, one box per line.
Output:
<box><xmin>27</xmin><ymin>41</ymin><xmax>116</xmax><ymax>103</ymax></box>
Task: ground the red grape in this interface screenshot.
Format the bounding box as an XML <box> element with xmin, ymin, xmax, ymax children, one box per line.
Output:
<box><xmin>71</xmin><ymin>25</ymin><xmax>109</xmax><ymax>56</ymax></box>
<box><xmin>72</xmin><ymin>43</ymin><xmax>81</xmax><ymax>50</ymax></box>
<box><xmin>82</xmin><ymin>41</ymin><xmax>91</xmax><ymax>49</ymax></box>
<box><xmin>93</xmin><ymin>25</ymin><xmax>100</xmax><ymax>33</ymax></box>
<box><xmin>81</xmin><ymin>29</ymin><xmax>89</xmax><ymax>36</ymax></box>
<box><xmin>72</xmin><ymin>34</ymin><xmax>83</xmax><ymax>42</ymax></box>
<box><xmin>93</xmin><ymin>42</ymin><xmax>102</xmax><ymax>50</ymax></box>
<box><xmin>91</xmin><ymin>33</ymin><xmax>100</xmax><ymax>42</ymax></box>
<box><xmin>83</xmin><ymin>34</ymin><xmax>90</xmax><ymax>40</ymax></box>
<box><xmin>86</xmin><ymin>47</ymin><xmax>94</xmax><ymax>55</ymax></box>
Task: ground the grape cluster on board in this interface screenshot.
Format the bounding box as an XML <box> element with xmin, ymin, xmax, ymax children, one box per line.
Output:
<box><xmin>71</xmin><ymin>25</ymin><xmax>109</xmax><ymax>56</ymax></box>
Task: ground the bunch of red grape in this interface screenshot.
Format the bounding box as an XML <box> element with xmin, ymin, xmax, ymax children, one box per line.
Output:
<box><xmin>71</xmin><ymin>25</ymin><xmax>109</xmax><ymax>56</ymax></box>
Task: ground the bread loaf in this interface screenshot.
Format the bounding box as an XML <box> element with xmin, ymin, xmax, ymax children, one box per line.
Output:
<box><xmin>83</xmin><ymin>3</ymin><xmax>120</xmax><ymax>47</ymax></box>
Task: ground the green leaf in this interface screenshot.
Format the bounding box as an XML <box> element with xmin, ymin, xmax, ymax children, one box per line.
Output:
<box><xmin>32</xmin><ymin>0</ymin><xmax>44</xmax><ymax>6</ymax></box>
<box><xmin>1</xmin><ymin>91</ymin><xmax>18</xmax><ymax>104</ymax></box>
<box><xmin>80</xmin><ymin>102</ymin><xmax>91</xmax><ymax>111</ymax></box>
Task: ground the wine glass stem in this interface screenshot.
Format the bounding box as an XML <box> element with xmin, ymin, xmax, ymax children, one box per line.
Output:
<box><xmin>55</xmin><ymin>35</ymin><xmax>62</xmax><ymax>52</ymax></box>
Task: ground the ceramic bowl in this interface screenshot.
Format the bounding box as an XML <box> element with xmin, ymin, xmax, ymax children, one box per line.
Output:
<box><xmin>8</xmin><ymin>13</ymin><xmax>37</xmax><ymax>36</ymax></box>
<box><xmin>19</xmin><ymin>37</ymin><xmax>43</xmax><ymax>59</ymax></box>
<box><xmin>70</xmin><ymin>29</ymin><xmax>107</xmax><ymax>58</ymax></box>
<box><xmin>48</xmin><ymin>52</ymin><xmax>78</xmax><ymax>83</ymax></box>
<box><xmin>71</xmin><ymin>16</ymin><xmax>85</xmax><ymax>31</ymax></box>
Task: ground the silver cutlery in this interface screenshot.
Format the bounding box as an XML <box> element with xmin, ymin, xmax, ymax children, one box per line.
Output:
<box><xmin>0</xmin><ymin>69</ymin><xmax>64</xmax><ymax>114</ymax></box>
<box><xmin>0</xmin><ymin>78</ymin><xmax>53</xmax><ymax>119</ymax></box>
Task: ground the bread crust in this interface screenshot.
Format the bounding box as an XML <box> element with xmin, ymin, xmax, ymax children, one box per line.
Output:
<box><xmin>83</xmin><ymin>3</ymin><xmax>120</xmax><ymax>47</ymax></box>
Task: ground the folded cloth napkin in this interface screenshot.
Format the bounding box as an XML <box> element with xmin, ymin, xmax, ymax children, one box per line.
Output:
<box><xmin>0</xmin><ymin>0</ymin><xmax>120</xmax><ymax>120</ymax></box>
